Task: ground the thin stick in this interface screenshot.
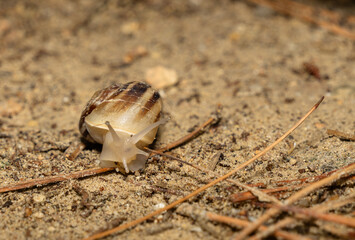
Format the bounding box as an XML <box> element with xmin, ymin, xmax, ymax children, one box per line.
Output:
<box><xmin>252</xmin><ymin>217</ymin><xmax>299</xmax><ymax>240</ymax></box>
<box><xmin>230</xmin><ymin>170</ymin><xmax>355</xmax><ymax>202</ymax></box>
<box><xmin>253</xmin><ymin>193</ymin><xmax>355</xmax><ymax>240</ymax></box>
<box><xmin>0</xmin><ymin>167</ymin><xmax>114</xmax><ymax>193</ymax></box>
<box><xmin>0</xmin><ymin>117</ymin><xmax>215</xmax><ymax>193</ymax></box>
<box><xmin>276</xmin><ymin>164</ymin><xmax>354</xmax><ymax>185</ymax></box>
<box><xmin>148</xmin><ymin>149</ymin><xmax>281</xmax><ymax>204</ymax></box>
<box><xmin>83</xmin><ymin>97</ymin><xmax>324</xmax><ymax>240</ymax></box>
<box><xmin>274</xmin><ymin>204</ymin><xmax>355</xmax><ymax>228</ymax></box>
<box><xmin>157</xmin><ymin>117</ymin><xmax>215</xmax><ymax>152</ymax></box>
<box><xmin>233</xmin><ymin>162</ymin><xmax>354</xmax><ymax>188</ymax></box>
<box><xmin>314</xmin><ymin>193</ymin><xmax>355</xmax><ymax>212</ymax></box>
<box><xmin>230</xmin><ymin>185</ymin><xmax>302</xmax><ymax>202</ymax></box>
<box><xmin>327</xmin><ymin>129</ymin><xmax>355</xmax><ymax>141</ymax></box>
<box><xmin>235</xmin><ymin>162</ymin><xmax>355</xmax><ymax>240</ymax></box>
<box><xmin>206</xmin><ymin>212</ymin><xmax>311</xmax><ymax>240</ymax></box>
<box><xmin>68</xmin><ymin>142</ymin><xmax>86</xmax><ymax>160</ymax></box>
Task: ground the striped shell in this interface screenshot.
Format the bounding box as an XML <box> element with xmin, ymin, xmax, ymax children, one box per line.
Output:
<box><xmin>79</xmin><ymin>81</ymin><xmax>162</xmax><ymax>146</ymax></box>
<box><xmin>78</xmin><ymin>81</ymin><xmax>163</xmax><ymax>172</ymax></box>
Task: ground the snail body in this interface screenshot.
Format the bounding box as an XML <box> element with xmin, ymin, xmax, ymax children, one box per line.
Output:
<box><xmin>79</xmin><ymin>81</ymin><xmax>165</xmax><ymax>173</ymax></box>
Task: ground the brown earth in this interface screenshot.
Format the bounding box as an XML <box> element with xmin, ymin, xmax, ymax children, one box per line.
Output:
<box><xmin>0</xmin><ymin>1</ymin><xmax>354</xmax><ymax>239</ymax></box>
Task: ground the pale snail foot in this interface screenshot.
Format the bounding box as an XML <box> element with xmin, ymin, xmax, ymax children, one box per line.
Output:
<box><xmin>99</xmin><ymin>119</ymin><xmax>167</xmax><ymax>173</ymax></box>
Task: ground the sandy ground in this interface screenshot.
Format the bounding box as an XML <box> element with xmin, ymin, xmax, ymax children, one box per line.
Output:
<box><xmin>0</xmin><ymin>1</ymin><xmax>354</xmax><ymax>239</ymax></box>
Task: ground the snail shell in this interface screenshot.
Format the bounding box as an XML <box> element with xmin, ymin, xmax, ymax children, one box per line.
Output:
<box><xmin>79</xmin><ymin>81</ymin><xmax>165</xmax><ymax>173</ymax></box>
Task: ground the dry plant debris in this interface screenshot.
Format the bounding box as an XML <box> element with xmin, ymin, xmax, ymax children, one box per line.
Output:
<box><xmin>235</xmin><ymin>162</ymin><xmax>355</xmax><ymax>240</ymax></box>
<box><xmin>327</xmin><ymin>129</ymin><xmax>355</xmax><ymax>141</ymax></box>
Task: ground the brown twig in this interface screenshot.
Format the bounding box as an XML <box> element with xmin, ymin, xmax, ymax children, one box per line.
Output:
<box><xmin>148</xmin><ymin>149</ymin><xmax>281</xmax><ymax>204</ymax></box>
<box><xmin>0</xmin><ymin>167</ymin><xmax>114</xmax><ymax>193</ymax></box>
<box><xmin>274</xmin><ymin>204</ymin><xmax>355</xmax><ymax>228</ymax></box>
<box><xmin>67</xmin><ymin>142</ymin><xmax>86</xmax><ymax>160</ymax></box>
<box><xmin>327</xmin><ymin>129</ymin><xmax>355</xmax><ymax>141</ymax></box>
<box><xmin>126</xmin><ymin>179</ymin><xmax>183</xmax><ymax>196</ymax></box>
<box><xmin>177</xmin><ymin>202</ymin><xmax>310</xmax><ymax>240</ymax></box>
<box><xmin>233</xmin><ymin>163</ymin><xmax>353</xmax><ymax>189</ymax></box>
<box><xmin>206</xmin><ymin>212</ymin><xmax>311</xmax><ymax>240</ymax></box>
<box><xmin>230</xmin><ymin>184</ymin><xmax>302</xmax><ymax>202</ymax></box>
<box><xmin>230</xmin><ymin>170</ymin><xmax>355</xmax><ymax>202</ymax></box>
<box><xmin>73</xmin><ymin>183</ymin><xmax>91</xmax><ymax>207</ymax></box>
<box><xmin>248</xmin><ymin>0</ymin><xmax>355</xmax><ymax>40</ymax></box>
<box><xmin>157</xmin><ymin>117</ymin><xmax>216</xmax><ymax>152</ymax></box>
<box><xmin>314</xmin><ymin>193</ymin><xmax>355</xmax><ymax>212</ymax></box>
<box><xmin>253</xmin><ymin>193</ymin><xmax>355</xmax><ymax>240</ymax></box>
<box><xmin>82</xmin><ymin>97</ymin><xmax>324</xmax><ymax>240</ymax></box>
<box><xmin>235</xmin><ymin>162</ymin><xmax>355</xmax><ymax>240</ymax></box>
<box><xmin>303</xmin><ymin>62</ymin><xmax>321</xmax><ymax>80</ymax></box>
<box><xmin>275</xmin><ymin>165</ymin><xmax>355</xmax><ymax>185</ymax></box>
<box><xmin>73</xmin><ymin>183</ymin><xmax>94</xmax><ymax>218</ymax></box>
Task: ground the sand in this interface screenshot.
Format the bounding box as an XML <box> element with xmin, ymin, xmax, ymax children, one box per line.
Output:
<box><xmin>0</xmin><ymin>1</ymin><xmax>354</xmax><ymax>239</ymax></box>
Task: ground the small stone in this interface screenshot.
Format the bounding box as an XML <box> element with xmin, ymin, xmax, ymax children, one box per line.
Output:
<box><xmin>62</xmin><ymin>96</ymin><xmax>70</xmax><ymax>104</ymax></box>
<box><xmin>314</xmin><ymin>122</ymin><xmax>325</xmax><ymax>129</ymax></box>
<box><xmin>289</xmin><ymin>158</ymin><xmax>297</xmax><ymax>166</ymax></box>
<box><xmin>121</xmin><ymin>22</ymin><xmax>140</xmax><ymax>35</ymax></box>
<box><xmin>48</xmin><ymin>226</ymin><xmax>55</xmax><ymax>232</ymax></box>
<box><xmin>27</xmin><ymin>120</ymin><xmax>38</xmax><ymax>127</ymax></box>
<box><xmin>33</xmin><ymin>193</ymin><xmax>46</xmax><ymax>203</ymax></box>
<box><xmin>33</xmin><ymin>211</ymin><xmax>45</xmax><ymax>219</ymax></box>
<box><xmin>24</xmin><ymin>208</ymin><xmax>32</xmax><ymax>217</ymax></box>
<box><xmin>298</xmin><ymin>168</ymin><xmax>306</xmax><ymax>174</ymax></box>
<box><xmin>146</xmin><ymin>66</ymin><xmax>178</xmax><ymax>89</ymax></box>
<box><xmin>154</xmin><ymin>203</ymin><xmax>166</xmax><ymax>210</ymax></box>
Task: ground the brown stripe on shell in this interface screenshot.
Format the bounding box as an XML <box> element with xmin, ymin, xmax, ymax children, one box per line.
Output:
<box><xmin>101</xmin><ymin>82</ymin><xmax>150</xmax><ymax>113</ymax></box>
<box><xmin>139</xmin><ymin>91</ymin><xmax>161</xmax><ymax>117</ymax></box>
<box><xmin>117</xmin><ymin>82</ymin><xmax>150</xmax><ymax>107</ymax></box>
<box><xmin>154</xmin><ymin>111</ymin><xmax>161</xmax><ymax>122</ymax></box>
<box><xmin>106</xmin><ymin>82</ymin><xmax>132</xmax><ymax>101</ymax></box>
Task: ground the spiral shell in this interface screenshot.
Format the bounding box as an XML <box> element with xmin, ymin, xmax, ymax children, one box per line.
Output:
<box><xmin>79</xmin><ymin>81</ymin><xmax>164</xmax><ymax>172</ymax></box>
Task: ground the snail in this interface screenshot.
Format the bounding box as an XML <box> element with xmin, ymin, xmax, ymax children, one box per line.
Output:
<box><xmin>79</xmin><ymin>81</ymin><xmax>165</xmax><ymax>173</ymax></box>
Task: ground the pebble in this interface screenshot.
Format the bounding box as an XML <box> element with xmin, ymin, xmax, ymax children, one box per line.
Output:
<box><xmin>24</xmin><ymin>208</ymin><xmax>33</xmax><ymax>217</ymax></box>
<box><xmin>33</xmin><ymin>211</ymin><xmax>45</xmax><ymax>219</ymax></box>
<box><xmin>48</xmin><ymin>226</ymin><xmax>55</xmax><ymax>232</ymax></box>
<box><xmin>154</xmin><ymin>203</ymin><xmax>166</xmax><ymax>210</ymax></box>
<box><xmin>146</xmin><ymin>66</ymin><xmax>178</xmax><ymax>89</ymax></box>
<box><xmin>121</xmin><ymin>22</ymin><xmax>140</xmax><ymax>35</ymax></box>
<box><xmin>33</xmin><ymin>193</ymin><xmax>46</xmax><ymax>203</ymax></box>
<box><xmin>27</xmin><ymin>120</ymin><xmax>39</xmax><ymax>127</ymax></box>
<box><xmin>289</xmin><ymin>157</ymin><xmax>297</xmax><ymax>166</ymax></box>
